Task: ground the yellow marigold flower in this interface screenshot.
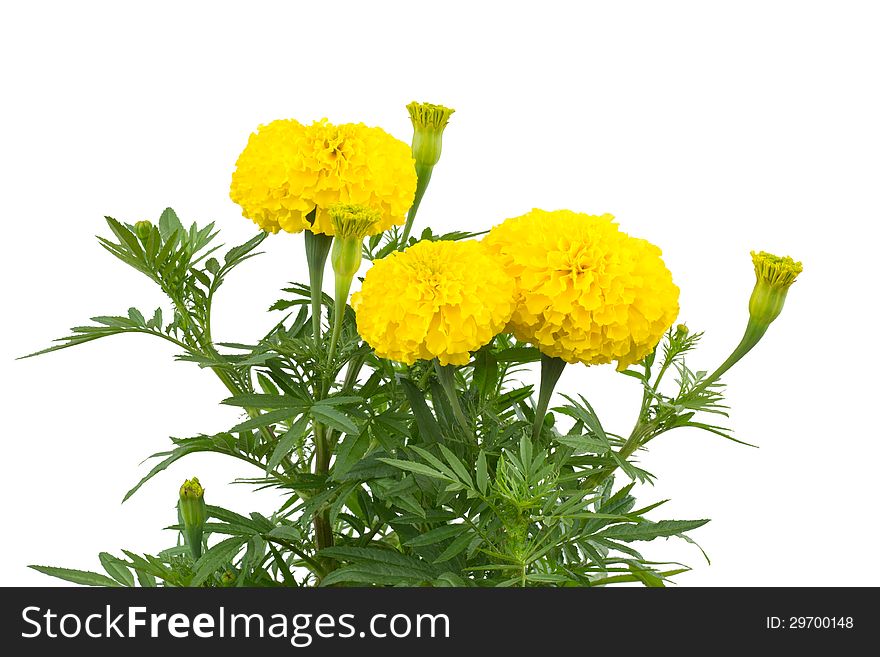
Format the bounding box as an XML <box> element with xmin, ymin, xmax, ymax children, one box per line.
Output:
<box><xmin>351</xmin><ymin>240</ymin><xmax>516</xmax><ymax>366</ymax></box>
<box><xmin>229</xmin><ymin>118</ymin><xmax>417</xmax><ymax>236</ymax></box>
<box><xmin>483</xmin><ymin>209</ymin><xmax>680</xmax><ymax>369</ymax></box>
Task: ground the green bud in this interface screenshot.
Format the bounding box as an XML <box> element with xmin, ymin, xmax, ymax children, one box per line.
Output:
<box><xmin>407</xmin><ymin>101</ymin><xmax>455</xmax><ymax>168</ymax></box>
<box><xmin>674</xmin><ymin>323</ymin><xmax>689</xmax><ymax>339</ymax></box>
<box><xmin>700</xmin><ymin>251</ymin><xmax>802</xmax><ymax>389</ymax></box>
<box><xmin>220</xmin><ymin>571</ymin><xmax>236</xmax><ymax>586</ymax></box>
<box><xmin>326</xmin><ymin>204</ymin><xmax>382</xmax><ymax>364</ymax></box>
<box><xmin>748</xmin><ymin>251</ymin><xmax>802</xmax><ymax>327</ymax></box>
<box><xmin>134</xmin><ymin>220</ymin><xmax>153</xmax><ymax>241</ymax></box>
<box><xmin>179</xmin><ymin>477</ymin><xmax>206</xmax><ymax>560</ymax></box>
<box><xmin>329</xmin><ymin>203</ymin><xmax>378</xmax><ymax>279</ymax></box>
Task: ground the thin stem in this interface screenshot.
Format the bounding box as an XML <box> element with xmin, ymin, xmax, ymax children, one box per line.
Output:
<box><xmin>697</xmin><ymin>318</ymin><xmax>768</xmax><ymax>392</ymax></box>
<box><xmin>399</xmin><ymin>163</ymin><xmax>433</xmax><ymax>248</ymax></box>
<box><xmin>532</xmin><ymin>354</ymin><xmax>566</xmax><ymax>441</ymax></box>
<box><xmin>303</xmin><ymin>226</ymin><xmax>336</xmax><ymax>570</ymax></box>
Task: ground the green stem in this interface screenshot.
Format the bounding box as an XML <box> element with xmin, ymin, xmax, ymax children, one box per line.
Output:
<box><xmin>327</xmin><ymin>273</ymin><xmax>353</xmax><ymax>366</ymax></box>
<box><xmin>304</xmin><ymin>229</ymin><xmax>333</xmax><ymax>341</ymax></box>
<box><xmin>399</xmin><ymin>163</ymin><xmax>433</xmax><ymax>248</ymax></box>
<box><xmin>532</xmin><ymin>354</ymin><xmax>566</xmax><ymax>441</ymax></box>
<box><xmin>434</xmin><ymin>360</ymin><xmax>470</xmax><ymax>435</ymax></box>
<box><xmin>698</xmin><ymin>317</ymin><xmax>768</xmax><ymax>392</ymax></box>
<box><xmin>303</xmin><ymin>226</ymin><xmax>336</xmax><ymax>570</ymax></box>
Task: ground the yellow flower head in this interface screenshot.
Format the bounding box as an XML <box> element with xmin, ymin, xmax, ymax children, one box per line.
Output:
<box><xmin>351</xmin><ymin>240</ymin><xmax>516</xmax><ymax>366</ymax></box>
<box><xmin>229</xmin><ymin>118</ymin><xmax>417</xmax><ymax>236</ymax></box>
<box><xmin>483</xmin><ymin>209</ymin><xmax>680</xmax><ymax>369</ymax></box>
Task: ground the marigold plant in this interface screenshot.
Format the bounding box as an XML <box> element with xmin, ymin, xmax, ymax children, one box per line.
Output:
<box><xmin>24</xmin><ymin>101</ymin><xmax>801</xmax><ymax>589</ymax></box>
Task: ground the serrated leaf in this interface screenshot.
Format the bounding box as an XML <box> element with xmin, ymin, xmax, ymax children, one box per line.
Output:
<box><xmin>598</xmin><ymin>519</ymin><xmax>710</xmax><ymax>542</ymax></box>
<box><xmin>191</xmin><ymin>536</ymin><xmax>247</xmax><ymax>586</ymax></box>
<box><xmin>310</xmin><ymin>405</ymin><xmax>357</xmax><ymax>435</ymax></box>
<box><xmin>266</xmin><ymin>413</ymin><xmax>310</xmax><ymax>473</ymax></box>
<box><xmin>379</xmin><ymin>458</ymin><xmax>451</xmax><ymax>481</ymax></box>
<box><xmin>228</xmin><ymin>408</ymin><xmax>300</xmax><ymax>433</ymax></box>
<box><xmin>158</xmin><ymin>207</ymin><xmax>184</xmax><ymax>243</ymax></box>
<box><xmin>29</xmin><ymin>565</ymin><xmax>120</xmax><ymax>587</ymax></box>
<box><xmin>438</xmin><ymin>444</ymin><xmax>474</xmax><ymax>488</ymax></box>
<box><xmin>127</xmin><ymin>307</ymin><xmax>146</xmax><ymax>326</ymax></box>
<box><xmin>99</xmin><ymin>552</ymin><xmax>134</xmax><ymax>587</ymax></box>
<box><xmin>221</xmin><ymin>393</ymin><xmax>306</xmax><ymax>409</ymax></box>
<box><xmin>123</xmin><ymin>438</ymin><xmax>216</xmax><ymax>502</ymax></box>
<box><xmin>433</xmin><ymin>531</ymin><xmax>476</xmax><ymax>564</ymax></box>
<box><xmin>556</xmin><ymin>434</ymin><xmax>610</xmax><ymax>454</ymax></box>
<box><xmin>405</xmin><ymin>524</ymin><xmax>465</xmax><ymax>547</ymax></box>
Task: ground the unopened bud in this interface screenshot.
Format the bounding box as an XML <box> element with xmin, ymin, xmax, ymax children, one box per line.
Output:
<box><xmin>179</xmin><ymin>477</ymin><xmax>206</xmax><ymax>560</ymax></box>
<box><xmin>134</xmin><ymin>220</ymin><xmax>153</xmax><ymax>241</ymax></box>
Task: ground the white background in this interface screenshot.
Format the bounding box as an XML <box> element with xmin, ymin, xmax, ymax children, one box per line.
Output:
<box><xmin>1</xmin><ymin>1</ymin><xmax>877</xmax><ymax>586</ymax></box>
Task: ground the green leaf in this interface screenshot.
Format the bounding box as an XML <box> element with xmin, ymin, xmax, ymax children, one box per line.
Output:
<box><xmin>266</xmin><ymin>414</ymin><xmax>310</xmax><ymax>473</ymax></box>
<box><xmin>310</xmin><ymin>405</ymin><xmax>357</xmax><ymax>435</ymax></box>
<box><xmin>135</xmin><ymin>569</ymin><xmax>157</xmax><ymax>587</ymax></box>
<box><xmin>405</xmin><ymin>524</ymin><xmax>465</xmax><ymax>547</ymax></box>
<box><xmin>475</xmin><ymin>451</ymin><xmax>488</xmax><ymax>495</ymax></box>
<box><xmin>224</xmin><ymin>232</ymin><xmax>267</xmax><ymax>266</ymax></box>
<box><xmin>221</xmin><ymin>393</ymin><xmax>307</xmax><ymax>410</ymax></box>
<box><xmin>598</xmin><ymin>519</ymin><xmax>710</xmax><ymax>542</ymax></box>
<box><xmin>127</xmin><ymin>307</ymin><xmax>146</xmax><ymax>326</ymax></box>
<box><xmin>438</xmin><ymin>444</ymin><xmax>474</xmax><ymax>488</ymax></box>
<box><xmin>147</xmin><ymin>307</ymin><xmax>163</xmax><ymax>330</ymax></box>
<box><xmin>191</xmin><ymin>536</ymin><xmax>248</xmax><ymax>586</ymax></box>
<box><xmin>433</xmin><ymin>531</ymin><xmax>476</xmax><ymax>564</ymax></box>
<box><xmin>318</xmin><ymin>547</ymin><xmax>435</xmax><ymax>586</ymax></box>
<box><xmin>99</xmin><ymin>552</ymin><xmax>134</xmax><ymax>587</ymax></box>
<box><xmin>473</xmin><ymin>348</ymin><xmax>498</xmax><ymax>397</ymax></box>
<box><xmin>29</xmin><ymin>565</ymin><xmax>120</xmax><ymax>587</ymax></box>
<box><xmin>332</xmin><ymin>429</ymin><xmax>371</xmax><ymax>480</ymax></box>
<box><xmin>379</xmin><ymin>458</ymin><xmax>452</xmax><ymax>481</ymax></box>
<box><xmin>400</xmin><ymin>378</ymin><xmax>445</xmax><ymax>444</ymax></box>
<box><xmin>158</xmin><ymin>207</ymin><xmax>184</xmax><ymax>243</ymax></box>
<box><xmin>393</xmin><ymin>493</ymin><xmax>426</xmax><ymax>518</ymax></box>
<box><xmin>123</xmin><ymin>438</ymin><xmax>216</xmax><ymax>502</ymax></box>
<box><xmin>228</xmin><ymin>408</ymin><xmax>300</xmax><ymax>433</ymax></box>
<box><xmin>556</xmin><ymin>434</ymin><xmax>610</xmax><ymax>454</ymax></box>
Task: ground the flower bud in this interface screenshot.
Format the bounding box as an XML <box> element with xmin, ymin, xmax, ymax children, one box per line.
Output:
<box><xmin>179</xmin><ymin>477</ymin><xmax>206</xmax><ymax>560</ymax></box>
<box><xmin>700</xmin><ymin>251</ymin><xmax>802</xmax><ymax>388</ymax></box>
<box><xmin>674</xmin><ymin>323</ymin><xmax>689</xmax><ymax>339</ymax></box>
<box><xmin>748</xmin><ymin>251</ymin><xmax>802</xmax><ymax>327</ymax></box>
<box><xmin>134</xmin><ymin>220</ymin><xmax>153</xmax><ymax>241</ymax></box>
<box><xmin>407</xmin><ymin>101</ymin><xmax>455</xmax><ymax>168</ymax></box>
<box><xmin>329</xmin><ymin>204</ymin><xmax>379</xmax><ymax>280</ymax></box>
<box><xmin>327</xmin><ymin>204</ymin><xmax>381</xmax><ymax>363</ymax></box>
